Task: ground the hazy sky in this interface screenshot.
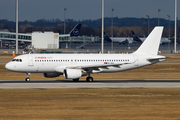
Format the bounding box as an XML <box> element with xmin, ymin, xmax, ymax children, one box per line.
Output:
<box><xmin>0</xmin><ymin>0</ymin><xmax>179</xmax><ymax>22</ymax></box>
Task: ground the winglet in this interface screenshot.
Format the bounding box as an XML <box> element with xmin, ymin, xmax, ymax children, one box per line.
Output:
<box><xmin>134</xmin><ymin>27</ymin><xmax>163</xmax><ymax>55</ymax></box>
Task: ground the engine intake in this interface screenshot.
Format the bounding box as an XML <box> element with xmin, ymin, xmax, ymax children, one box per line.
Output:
<box><xmin>63</xmin><ymin>69</ymin><xmax>82</xmax><ymax>79</ymax></box>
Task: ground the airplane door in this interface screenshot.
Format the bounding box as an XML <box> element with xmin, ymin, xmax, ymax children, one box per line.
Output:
<box><xmin>28</xmin><ymin>56</ymin><xmax>34</xmax><ymax>66</ymax></box>
<box><xmin>133</xmin><ymin>55</ymin><xmax>139</xmax><ymax>66</ymax></box>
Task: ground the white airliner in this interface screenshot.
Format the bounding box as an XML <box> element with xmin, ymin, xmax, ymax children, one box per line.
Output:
<box><xmin>104</xmin><ymin>31</ymin><xmax>131</xmax><ymax>44</ymax></box>
<box><xmin>5</xmin><ymin>27</ymin><xmax>166</xmax><ymax>82</ymax></box>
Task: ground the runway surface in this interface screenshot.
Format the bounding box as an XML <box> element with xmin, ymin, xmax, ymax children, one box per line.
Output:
<box><xmin>1</xmin><ymin>79</ymin><xmax>180</xmax><ymax>89</ymax></box>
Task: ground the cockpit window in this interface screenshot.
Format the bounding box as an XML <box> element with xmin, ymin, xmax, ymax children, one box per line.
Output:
<box><xmin>12</xmin><ymin>59</ymin><xmax>22</xmax><ymax>62</ymax></box>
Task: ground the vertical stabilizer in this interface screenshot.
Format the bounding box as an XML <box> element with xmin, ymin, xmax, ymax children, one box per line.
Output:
<box><xmin>69</xmin><ymin>24</ymin><xmax>82</xmax><ymax>36</ymax></box>
<box><xmin>104</xmin><ymin>31</ymin><xmax>112</xmax><ymax>42</ymax></box>
<box><xmin>131</xmin><ymin>31</ymin><xmax>143</xmax><ymax>43</ymax></box>
<box><xmin>134</xmin><ymin>27</ymin><xmax>163</xmax><ymax>55</ymax></box>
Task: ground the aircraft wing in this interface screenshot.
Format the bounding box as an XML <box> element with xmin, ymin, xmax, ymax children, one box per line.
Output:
<box><xmin>55</xmin><ymin>62</ymin><xmax>131</xmax><ymax>73</ymax></box>
<box><xmin>66</xmin><ymin>62</ymin><xmax>130</xmax><ymax>72</ymax></box>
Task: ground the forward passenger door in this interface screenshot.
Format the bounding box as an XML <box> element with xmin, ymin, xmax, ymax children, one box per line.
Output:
<box><xmin>28</xmin><ymin>56</ymin><xmax>34</xmax><ymax>66</ymax></box>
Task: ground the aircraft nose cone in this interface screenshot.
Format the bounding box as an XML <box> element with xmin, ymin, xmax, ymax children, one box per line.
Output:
<box><xmin>5</xmin><ymin>62</ymin><xmax>12</xmax><ymax>71</ymax></box>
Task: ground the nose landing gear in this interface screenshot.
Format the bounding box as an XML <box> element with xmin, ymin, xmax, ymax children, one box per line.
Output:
<box><xmin>25</xmin><ymin>73</ymin><xmax>31</xmax><ymax>82</ymax></box>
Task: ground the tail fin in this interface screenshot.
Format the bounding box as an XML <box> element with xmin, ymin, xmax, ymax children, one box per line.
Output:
<box><xmin>134</xmin><ymin>27</ymin><xmax>163</xmax><ymax>55</ymax></box>
<box><xmin>104</xmin><ymin>31</ymin><xmax>112</xmax><ymax>42</ymax></box>
<box><xmin>131</xmin><ymin>31</ymin><xmax>142</xmax><ymax>43</ymax></box>
<box><xmin>69</xmin><ymin>24</ymin><xmax>82</xmax><ymax>36</ymax></box>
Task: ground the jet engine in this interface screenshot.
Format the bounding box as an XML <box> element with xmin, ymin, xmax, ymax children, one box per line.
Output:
<box><xmin>43</xmin><ymin>73</ymin><xmax>62</xmax><ymax>78</ymax></box>
<box><xmin>63</xmin><ymin>69</ymin><xmax>82</xmax><ymax>79</ymax></box>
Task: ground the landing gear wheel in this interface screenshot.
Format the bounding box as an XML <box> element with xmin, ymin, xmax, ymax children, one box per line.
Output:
<box><xmin>73</xmin><ymin>78</ymin><xmax>79</xmax><ymax>82</ymax></box>
<box><xmin>25</xmin><ymin>73</ymin><xmax>31</xmax><ymax>82</ymax></box>
<box><xmin>25</xmin><ymin>77</ymin><xmax>30</xmax><ymax>82</ymax></box>
<box><xmin>86</xmin><ymin>77</ymin><xmax>93</xmax><ymax>82</ymax></box>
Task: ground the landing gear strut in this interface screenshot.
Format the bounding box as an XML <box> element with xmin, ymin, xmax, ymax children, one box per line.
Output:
<box><xmin>25</xmin><ymin>73</ymin><xmax>31</xmax><ymax>82</ymax></box>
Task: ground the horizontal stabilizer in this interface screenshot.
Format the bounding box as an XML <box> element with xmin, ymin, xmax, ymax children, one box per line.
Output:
<box><xmin>147</xmin><ymin>56</ymin><xmax>166</xmax><ymax>63</ymax></box>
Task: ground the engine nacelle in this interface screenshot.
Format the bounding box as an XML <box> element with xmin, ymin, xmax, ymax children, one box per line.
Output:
<box><xmin>43</xmin><ymin>73</ymin><xmax>61</xmax><ymax>78</ymax></box>
<box><xmin>63</xmin><ymin>69</ymin><xmax>82</xmax><ymax>79</ymax></box>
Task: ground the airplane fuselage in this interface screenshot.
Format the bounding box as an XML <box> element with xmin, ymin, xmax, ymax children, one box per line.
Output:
<box><xmin>5</xmin><ymin>53</ymin><xmax>155</xmax><ymax>74</ymax></box>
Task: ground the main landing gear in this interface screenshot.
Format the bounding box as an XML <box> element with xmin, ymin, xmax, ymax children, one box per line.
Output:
<box><xmin>25</xmin><ymin>73</ymin><xmax>31</xmax><ymax>82</ymax></box>
<box><xmin>72</xmin><ymin>74</ymin><xmax>94</xmax><ymax>82</ymax></box>
<box><xmin>73</xmin><ymin>77</ymin><xmax>93</xmax><ymax>82</ymax></box>
<box><xmin>86</xmin><ymin>77</ymin><xmax>93</xmax><ymax>82</ymax></box>
<box><xmin>86</xmin><ymin>73</ymin><xmax>93</xmax><ymax>82</ymax></box>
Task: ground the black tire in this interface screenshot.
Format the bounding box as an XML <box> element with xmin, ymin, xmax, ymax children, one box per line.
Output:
<box><xmin>25</xmin><ymin>78</ymin><xmax>30</xmax><ymax>82</ymax></box>
<box><xmin>89</xmin><ymin>77</ymin><xmax>93</xmax><ymax>82</ymax></box>
<box><xmin>86</xmin><ymin>77</ymin><xmax>93</xmax><ymax>82</ymax></box>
